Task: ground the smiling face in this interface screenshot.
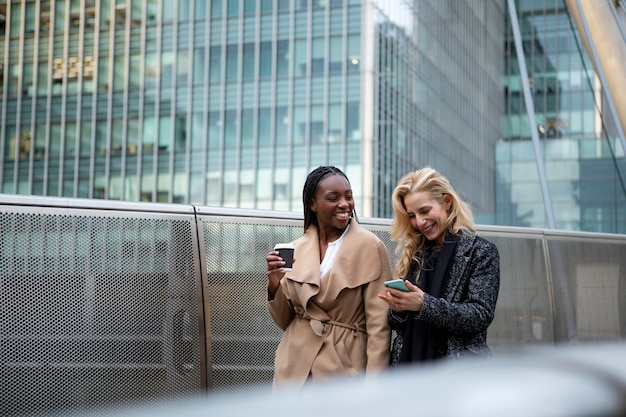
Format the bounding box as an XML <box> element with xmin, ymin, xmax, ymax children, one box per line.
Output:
<box><xmin>403</xmin><ymin>190</ymin><xmax>451</xmax><ymax>245</ymax></box>
<box><xmin>311</xmin><ymin>173</ymin><xmax>354</xmax><ymax>236</ymax></box>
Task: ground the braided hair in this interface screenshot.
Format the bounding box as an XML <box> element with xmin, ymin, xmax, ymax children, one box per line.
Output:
<box><xmin>302</xmin><ymin>166</ymin><xmax>358</xmax><ymax>232</ymax></box>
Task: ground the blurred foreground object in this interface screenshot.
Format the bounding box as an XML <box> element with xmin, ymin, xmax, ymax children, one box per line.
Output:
<box><xmin>90</xmin><ymin>342</ymin><xmax>626</xmax><ymax>417</ymax></box>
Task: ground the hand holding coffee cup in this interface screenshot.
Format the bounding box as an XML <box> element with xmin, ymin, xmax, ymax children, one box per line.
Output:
<box><xmin>274</xmin><ymin>243</ymin><xmax>295</xmax><ymax>271</ymax></box>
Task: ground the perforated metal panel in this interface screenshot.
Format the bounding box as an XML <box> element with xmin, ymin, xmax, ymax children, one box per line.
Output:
<box><xmin>3</xmin><ymin>198</ymin><xmax>626</xmax><ymax>414</ymax></box>
<box><xmin>198</xmin><ymin>215</ymin><xmax>302</xmax><ymax>393</ymax></box>
<box><xmin>0</xmin><ymin>205</ymin><xmax>203</xmax><ymax>416</ymax></box>
<box><xmin>481</xmin><ymin>233</ymin><xmax>555</xmax><ymax>349</ymax></box>
<box><xmin>198</xmin><ymin>215</ymin><xmax>402</xmax><ymax>393</ymax></box>
<box><xmin>546</xmin><ymin>237</ymin><xmax>626</xmax><ymax>342</ymax></box>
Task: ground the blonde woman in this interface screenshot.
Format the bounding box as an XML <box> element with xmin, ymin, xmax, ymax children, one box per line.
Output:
<box><xmin>378</xmin><ymin>167</ymin><xmax>500</xmax><ymax>364</ymax></box>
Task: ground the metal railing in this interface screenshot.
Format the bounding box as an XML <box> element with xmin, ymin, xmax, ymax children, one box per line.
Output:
<box><xmin>1</xmin><ymin>194</ymin><xmax>625</xmax><ymax>416</ymax></box>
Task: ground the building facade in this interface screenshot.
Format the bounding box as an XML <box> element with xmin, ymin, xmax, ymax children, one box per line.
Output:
<box><xmin>0</xmin><ymin>0</ymin><xmax>624</xmax><ymax>232</ymax></box>
<box><xmin>499</xmin><ymin>0</ymin><xmax>626</xmax><ymax>232</ymax></box>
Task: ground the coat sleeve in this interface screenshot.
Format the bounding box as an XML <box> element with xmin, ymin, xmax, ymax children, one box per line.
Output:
<box><xmin>363</xmin><ymin>240</ymin><xmax>392</xmax><ymax>371</ymax></box>
<box><xmin>417</xmin><ymin>238</ymin><xmax>500</xmax><ymax>335</ymax></box>
<box><xmin>388</xmin><ymin>309</ymin><xmax>409</xmax><ymax>331</ymax></box>
<box><xmin>267</xmin><ymin>283</ymin><xmax>295</xmax><ymax>331</ymax></box>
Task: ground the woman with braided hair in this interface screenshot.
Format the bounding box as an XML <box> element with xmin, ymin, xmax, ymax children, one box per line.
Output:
<box><xmin>266</xmin><ymin>166</ymin><xmax>392</xmax><ymax>390</ymax></box>
<box><xmin>378</xmin><ymin>167</ymin><xmax>500</xmax><ymax>365</ymax></box>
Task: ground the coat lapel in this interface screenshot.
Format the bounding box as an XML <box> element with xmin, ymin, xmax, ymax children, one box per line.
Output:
<box><xmin>284</xmin><ymin>220</ymin><xmax>385</xmax><ymax>305</ymax></box>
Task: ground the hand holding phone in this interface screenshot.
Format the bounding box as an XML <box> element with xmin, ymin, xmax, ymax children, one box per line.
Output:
<box><xmin>384</xmin><ymin>279</ymin><xmax>409</xmax><ymax>292</ymax></box>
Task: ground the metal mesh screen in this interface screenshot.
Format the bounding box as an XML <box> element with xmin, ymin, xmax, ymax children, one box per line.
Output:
<box><xmin>199</xmin><ymin>216</ymin><xmax>401</xmax><ymax>394</ymax></box>
<box><xmin>481</xmin><ymin>233</ymin><xmax>555</xmax><ymax>351</ymax></box>
<box><xmin>546</xmin><ymin>238</ymin><xmax>626</xmax><ymax>342</ymax></box>
<box><xmin>0</xmin><ymin>206</ymin><xmax>203</xmax><ymax>416</ymax></box>
<box><xmin>2</xmin><ymin>199</ymin><xmax>626</xmax><ymax>413</ymax></box>
<box><xmin>199</xmin><ymin>215</ymin><xmax>302</xmax><ymax>394</ymax></box>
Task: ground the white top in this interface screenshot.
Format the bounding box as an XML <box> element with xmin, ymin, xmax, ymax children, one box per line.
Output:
<box><xmin>319</xmin><ymin>223</ymin><xmax>350</xmax><ymax>277</ymax></box>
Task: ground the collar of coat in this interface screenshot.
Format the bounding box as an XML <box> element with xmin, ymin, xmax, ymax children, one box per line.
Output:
<box><xmin>285</xmin><ymin>219</ymin><xmax>386</xmax><ymax>300</ymax></box>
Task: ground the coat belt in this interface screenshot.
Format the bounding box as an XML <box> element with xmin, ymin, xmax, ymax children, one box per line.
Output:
<box><xmin>296</xmin><ymin>315</ymin><xmax>365</xmax><ymax>336</ymax></box>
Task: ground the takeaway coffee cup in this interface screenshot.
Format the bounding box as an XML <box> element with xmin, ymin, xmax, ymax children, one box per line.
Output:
<box><xmin>274</xmin><ymin>243</ymin><xmax>295</xmax><ymax>271</ymax></box>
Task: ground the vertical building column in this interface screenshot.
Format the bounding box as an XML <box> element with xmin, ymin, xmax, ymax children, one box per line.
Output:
<box><xmin>507</xmin><ymin>0</ymin><xmax>556</xmax><ymax>229</ymax></box>
<box><xmin>360</xmin><ymin>1</ymin><xmax>375</xmax><ymax>217</ymax></box>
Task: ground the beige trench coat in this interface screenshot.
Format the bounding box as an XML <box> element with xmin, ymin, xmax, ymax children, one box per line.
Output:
<box><xmin>267</xmin><ymin>220</ymin><xmax>392</xmax><ymax>389</ymax></box>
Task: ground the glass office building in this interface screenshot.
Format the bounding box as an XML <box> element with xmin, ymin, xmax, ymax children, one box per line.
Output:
<box><xmin>0</xmin><ymin>0</ymin><xmax>503</xmax><ymax>219</ymax></box>
<box><xmin>500</xmin><ymin>0</ymin><xmax>626</xmax><ymax>232</ymax></box>
<box><xmin>0</xmin><ymin>0</ymin><xmax>624</xmax><ymax>231</ymax></box>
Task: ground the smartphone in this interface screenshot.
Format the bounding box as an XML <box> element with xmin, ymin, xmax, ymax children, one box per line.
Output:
<box><xmin>384</xmin><ymin>279</ymin><xmax>409</xmax><ymax>292</ymax></box>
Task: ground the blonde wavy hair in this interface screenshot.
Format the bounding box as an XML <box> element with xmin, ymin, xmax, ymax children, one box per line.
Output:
<box><xmin>390</xmin><ymin>167</ymin><xmax>475</xmax><ymax>280</ymax></box>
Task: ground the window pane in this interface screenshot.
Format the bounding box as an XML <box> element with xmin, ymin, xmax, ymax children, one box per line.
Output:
<box><xmin>161</xmin><ymin>51</ymin><xmax>174</xmax><ymax>86</ymax></box>
<box><xmin>50</xmin><ymin>123</ymin><xmax>61</xmax><ymax>156</ymax></box>
<box><xmin>98</xmin><ymin>58</ymin><xmax>109</xmax><ymax>90</ymax></box>
<box><xmin>111</xmin><ymin>119</ymin><xmax>123</xmax><ymax>152</ymax></box>
<box><xmin>146</xmin><ymin>0</ymin><xmax>158</xmax><ymax>22</ymax></box>
<box><xmin>294</xmin><ymin>39</ymin><xmax>307</xmax><ymax>76</ymax></box>
<box><xmin>211</xmin><ymin>0</ymin><xmax>223</xmax><ymax>17</ymax></box>
<box><xmin>54</xmin><ymin>1</ymin><xmax>64</xmax><ymax>30</ymax></box>
<box><xmin>209</xmin><ymin>46</ymin><xmax>222</xmax><ymax>82</ymax></box>
<box><xmin>178</xmin><ymin>0</ymin><xmax>190</xmax><ymax>20</ymax></box>
<box><xmin>128</xmin><ymin>118</ymin><xmax>139</xmax><ymax>152</ymax></box>
<box><xmin>258</xmin><ymin>108</ymin><xmax>270</xmax><ymax>145</ymax></box>
<box><xmin>191</xmin><ymin>113</ymin><xmax>204</xmax><ymax>150</ymax></box>
<box><xmin>177</xmin><ymin>50</ymin><xmax>189</xmax><ymax>84</ymax></box>
<box><xmin>347</xmin><ymin>34</ymin><xmax>360</xmax><ymax>72</ymax></box>
<box><xmin>25</xmin><ymin>2</ymin><xmax>36</xmax><ymax>33</ymax></box>
<box><xmin>311</xmin><ymin>37</ymin><xmax>324</xmax><ymax>74</ymax></box>
<box><xmin>23</xmin><ymin>62</ymin><xmax>34</xmax><ymax>96</ymax></box>
<box><xmin>80</xmin><ymin>121</ymin><xmax>92</xmax><ymax>156</ymax></box>
<box><xmin>65</xmin><ymin>122</ymin><xmax>77</xmax><ymax>155</ymax></box>
<box><xmin>142</xmin><ymin>116</ymin><xmax>155</xmax><ymax>151</ymax></box>
<box><xmin>346</xmin><ymin>102</ymin><xmax>360</xmax><ymax>141</ymax></box>
<box><xmin>193</xmin><ymin>48</ymin><xmax>205</xmax><ymax>84</ymax></box>
<box><xmin>310</xmin><ymin>105</ymin><xmax>323</xmax><ymax>143</ymax></box>
<box><xmin>329</xmin><ymin>36</ymin><xmax>342</xmax><ymax>72</ymax></box>
<box><xmin>100</xmin><ymin>0</ymin><xmax>111</xmax><ymax>27</ymax></box>
<box><xmin>259</xmin><ymin>41</ymin><xmax>271</xmax><ymax>78</ymax></box>
<box><xmin>328</xmin><ymin>104</ymin><xmax>342</xmax><ymax>142</ymax></box>
<box><xmin>145</xmin><ymin>52</ymin><xmax>158</xmax><ymax>87</ymax></box>
<box><xmin>131</xmin><ymin>0</ymin><xmax>143</xmax><ymax>23</ymax></box>
<box><xmin>275</xmin><ymin>107</ymin><xmax>288</xmax><ymax>145</ymax></box>
<box><xmin>244</xmin><ymin>0</ymin><xmax>256</xmax><ymax>13</ymax></box>
<box><xmin>158</xmin><ymin>116</ymin><xmax>171</xmax><ymax>150</ymax></box>
<box><xmin>195</xmin><ymin>0</ymin><xmax>206</xmax><ymax>18</ymax></box>
<box><xmin>242</xmin><ymin>43</ymin><xmax>255</xmax><ymax>80</ymax></box>
<box><xmin>35</xmin><ymin>124</ymin><xmax>46</xmax><ymax>158</ymax></box>
<box><xmin>227</xmin><ymin>0</ymin><xmax>238</xmax><ymax>15</ymax></box>
<box><xmin>241</xmin><ymin>109</ymin><xmax>253</xmax><ymax>145</ymax></box>
<box><xmin>96</xmin><ymin>120</ymin><xmax>107</xmax><ymax>154</ymax></box>
<box><xmin>175</xmin><ymin>115</ymin><xmax>186</xmax><ymax>150</ymax></box>
<box><xmin>293</xmin><ymin>106</ymin><xmax>305</xmax><ymax>144</ymax></box>
<box><xmin>276</xmin><ymin>40</ymin><xmax>289</xmax><ymax>77</ymax></box>
<box><xmin>163</xmin><ymin>0</ymin><xmax>175</xmax><ymax>21</ymax></box>
<box><xmin>129</xmin><ymin>54</ymin><xmax>141</xmax><ymax>87</ymax></box>
<box><xmin>208</xmin><ymin>111</ymin><xmax>221</xmax><ymax>148</ymax></box>
<box><xmin>226</xmin><ymin>45</ymin><xmax>238</xmax><ymax>81</ymax></box>
<box><xmin>224</xmin><ymin>110</ymin><xmax>237</xmax><ymax>148</ymax></box>
<box><xmin>8</xmin><ymin>64</ymin><xmax>20</xmax><ymax>97</ymax></box>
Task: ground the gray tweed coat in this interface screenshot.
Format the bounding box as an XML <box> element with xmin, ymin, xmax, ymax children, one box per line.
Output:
<box><xmin>389</xmin><ymin>232</ymin><xmax>500</xmax><ymax>365</ymax></box>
